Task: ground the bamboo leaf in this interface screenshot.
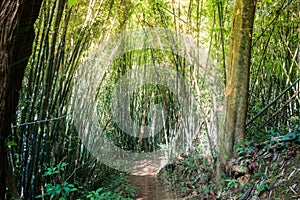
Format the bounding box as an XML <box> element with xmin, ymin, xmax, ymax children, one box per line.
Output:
<box><xmin>6</xmin><ymin>141</ymin><xmax>17</xmax><ymax>147</ymax></box>
<box><xmin>68</xmin><ymin>0</ymin><xmax>76</xmax><ymax>7</ymax></box>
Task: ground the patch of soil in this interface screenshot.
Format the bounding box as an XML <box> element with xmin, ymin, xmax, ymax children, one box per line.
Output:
<box><xmin>271</xmin><ymin>152</ymin><xmax>300</xmax><ymax>199</ymax></box>
<box><xmin>129</xmin><ymin>175</ymin><xmax>180</xmax><ymax>200</ymax></box>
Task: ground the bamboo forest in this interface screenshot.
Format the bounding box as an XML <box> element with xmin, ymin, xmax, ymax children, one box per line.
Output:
<box><xmin>0</xmin><ymin>0</ymin><xmax>299</xmax><ymax>199</ymax></box>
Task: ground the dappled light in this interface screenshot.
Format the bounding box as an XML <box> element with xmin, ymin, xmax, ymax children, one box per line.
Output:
<box><xmin>0</xmin><ymin>0</ymin><xmax>299</xmax><ymax>199</ymax></box>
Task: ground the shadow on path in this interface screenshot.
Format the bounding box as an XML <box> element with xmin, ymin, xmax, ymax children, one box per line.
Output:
<box><xmin>128</xmin><ymin>153</ymin><xmax>180</xmax><ymax>200</ymax></box>
<box><xmin>129</xmin><ymin>175</ymin><xmax>179</xmax><ymax>200</ymax></box>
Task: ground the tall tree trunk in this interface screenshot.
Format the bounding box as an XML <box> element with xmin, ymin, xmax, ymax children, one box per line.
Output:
<box><xmin>216</xmin><ymin>0</ymin><xmax>256</xmax><ymax>183</ymax></box>
<box><xmin>0</xmin><ymin>0</ymin><xmax>42</xmax><ymax>198</ymax></box>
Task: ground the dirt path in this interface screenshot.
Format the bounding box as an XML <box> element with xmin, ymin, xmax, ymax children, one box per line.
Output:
<box><xmin>129</xmin><ymin>175</ymin><xmax>178</xmax><ymax>200</ymax></box>
<box><xmin>128</xmin><ymin>152</ymin><xmax>180</xmax><ymax>199</ymax></box>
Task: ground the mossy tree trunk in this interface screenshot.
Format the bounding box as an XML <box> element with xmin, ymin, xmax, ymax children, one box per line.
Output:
<box><xmin>216</xmin><ymin>0</ymin><xmax>256</xmax><ymax>183</ymax></box>
<box><xmin>0</xmin><ymin>0</ymin><xmax>42</xmax><ymax>198</ymax></box>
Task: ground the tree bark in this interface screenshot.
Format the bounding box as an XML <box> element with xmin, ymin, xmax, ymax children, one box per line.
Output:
<box><xmin>216</xmin><ymin>0</ymin><xmax>256</xmax><ymax>183</ymax></box>
<box><xmin>0</xmin><ymin>0</ymin><xmax>42</xmax><ymax>198</ymax></box>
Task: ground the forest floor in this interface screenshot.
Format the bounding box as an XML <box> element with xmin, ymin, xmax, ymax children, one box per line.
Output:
<box><xmin>128</xmin><ymin>175</ymin><xmax>179</xmax><ymax>200</ymax></box>
<box><xmin>157</xmin><ymin>136</ymin><xmax>300</xmax><ymax>199</ymax></box>
<box><xmin>71</xmin><ymin>137</ymin><xmax>299</xmax><ymax>199</ymax></box>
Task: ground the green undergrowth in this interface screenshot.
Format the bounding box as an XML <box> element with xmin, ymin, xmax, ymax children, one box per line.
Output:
<box><xmin>35</xmin><ymin>165</ymin><xmax>137</xmax><ymax>200</ymax></box>
<box><xmin>158</xmin><ymin>150</ymin><xmax>216</xmax><ymax>199</ymax></box>
<box><xmin>82</xmin><ymin>172</ymin><xmax>137</xmax><ymax>200</ymax></box>
<box><xmin>158</xmin><ymin>128</ymin><xmax>300</xmax><ymax>199</ymax></box>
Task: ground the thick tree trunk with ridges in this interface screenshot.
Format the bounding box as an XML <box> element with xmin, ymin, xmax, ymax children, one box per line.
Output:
<box><xmin>216</xmin><ymin>0</ymin><xmax>256</xmax><ymax>184</ymax></box>
<box><xmin>0</xmin><ymin>0</ymin><xmax>42</xmax><ymax>198</ymax></box>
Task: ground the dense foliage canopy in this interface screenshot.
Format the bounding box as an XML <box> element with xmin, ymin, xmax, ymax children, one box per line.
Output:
<box><xmin>0</xmin><ymin>0</ymin><xmax>299</xmax><ymax>199</ymax></box>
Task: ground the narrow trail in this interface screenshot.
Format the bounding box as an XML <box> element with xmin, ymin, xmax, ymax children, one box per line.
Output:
<box><xmin>128</xmin><ymin>152</ymin><xmax>180</xmax><ymax>200</ymax></box>
<box><xmin>129</xmin><ymin>175</ymin><xmax>177</xmax><ymax>200</ymax></box>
